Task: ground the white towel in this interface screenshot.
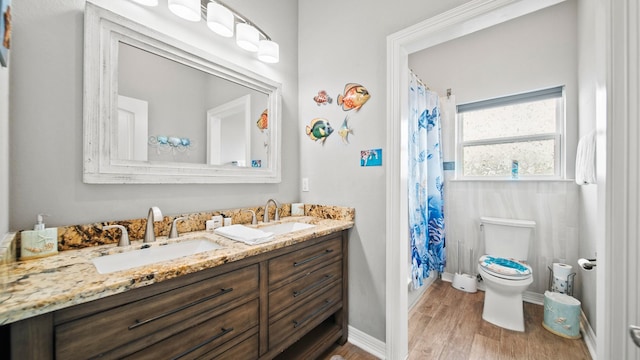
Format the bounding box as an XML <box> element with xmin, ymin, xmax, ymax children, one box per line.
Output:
<box><xmin>575</xmin><ymin>130</ymin><xmax>596</xmax><ymax>185</ymax></box>
<box><xmin>214</xmin><ymin>225</ymin><xmax>274</xmax><ymax>245</ymax></box>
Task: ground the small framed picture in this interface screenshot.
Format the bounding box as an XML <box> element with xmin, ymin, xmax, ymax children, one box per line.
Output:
<box><xmin>361</xmin><ymin>148</ymin><xmax>382</xmax><ymax>167</ymax></box>
<box><xmin>0</xmin><ymin>0</ymin><xmax>11</xmax><ymax>67</ymax></box>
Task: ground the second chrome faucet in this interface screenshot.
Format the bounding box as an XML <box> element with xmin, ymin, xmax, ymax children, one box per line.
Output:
<box><xmin>263</xmin><ymin>199</ymin><xmax>280</xmax><ymax>223</ymax></box>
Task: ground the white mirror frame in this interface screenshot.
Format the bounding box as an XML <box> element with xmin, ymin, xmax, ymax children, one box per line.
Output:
<box><xmin>83</xmin><ymin>3</ymin><xmax>282</xmax><ymax>184</ymax></box>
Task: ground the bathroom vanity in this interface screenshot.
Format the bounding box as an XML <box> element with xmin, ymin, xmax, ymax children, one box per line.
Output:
<box><xmin>1</xmin><ymin>214</ymin><xmax>352</xmax><ymax>359</ymax></box>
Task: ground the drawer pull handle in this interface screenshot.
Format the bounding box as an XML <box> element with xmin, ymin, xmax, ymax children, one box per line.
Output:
<box><xmin>171</xmin><ymin>327</ymin><xmax>234</xmax><ymax>360</ymax></box>
<box><xmin>129</xmin><ymin>287</ymin><xmax>234</xmax><ymax>330</ymax></box>
<box><xmin>292</xmin><ymin>299</ymin><xmax>334</xmax><ymax>328</ymax></box>
<box><xmin>293</xmin><ymin>249</ymin><xmax>334</xmax><ymax>267</ymax></box>
<box><xmin>293</xmin><ymin>274</ymin><xmax>334</xmax><ymax>297</ymax></box>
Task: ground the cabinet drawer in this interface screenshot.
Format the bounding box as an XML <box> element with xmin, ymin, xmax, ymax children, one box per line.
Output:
<box><xmin>196</xmin><ymin>330</ymin><xmax>259</xmax><ymax>360</ymax></box>
<box><xmin>55</xmin><ymin>265</ymin><xmax>259</xmax><ymax>360</ymax></box>
<box><xmin>268</xmin><ymin>236</ymin><xmax>342</xmax><ymax>286</ymax></box>
<box><xmin>269</xmin><ymin>259</ymin><xmax>341</xmax><ymax>318</ymax></box>
<box><xmin>268</xmin><ymin>283</ymin><xmax>342</xmax><ymax>349</ymax></box>
<box><xmin>125</xmin><ymin>299</ymin><xmax>259</xmax><ymax>360</ymax></box>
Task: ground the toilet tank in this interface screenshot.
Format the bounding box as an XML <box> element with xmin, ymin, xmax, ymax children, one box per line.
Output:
<box><xmin>480</xmin><ymin>216</ymin><xmax>535</xmax><ymax>260</ymax></box>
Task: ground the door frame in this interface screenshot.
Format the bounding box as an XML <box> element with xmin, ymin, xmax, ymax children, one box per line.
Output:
<box><xmin>603</xmin><ymin>0</ymin><xmax>639</xmax><ymax>358</ymax></box>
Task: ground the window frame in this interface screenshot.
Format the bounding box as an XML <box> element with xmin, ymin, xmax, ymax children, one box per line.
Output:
<box><xmin>455</xmin><ymin>86</ymin><xmax>565</xmax><ymax>180</ymax></box>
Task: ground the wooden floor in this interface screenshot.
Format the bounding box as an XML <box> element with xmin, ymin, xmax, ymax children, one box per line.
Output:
<box><xmin>320</xmin><ymin>279</ymin><xmax>592</xmax><ymax>360</ymax></box>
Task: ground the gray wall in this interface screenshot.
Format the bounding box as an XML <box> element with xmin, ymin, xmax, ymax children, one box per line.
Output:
<box><xmin>299</xmin><ymin>0</ymin><xmax>471</xmax><ymax>342</ymax></box>
<box><xmin>9</xmin><ymin>0</ymin><xmax>299</xmax><ymax>231</ymax></box>
<box><xmin>409</xmin><ymin>0</ymin><xmax>578</xmax><ymax>177</ymax></box>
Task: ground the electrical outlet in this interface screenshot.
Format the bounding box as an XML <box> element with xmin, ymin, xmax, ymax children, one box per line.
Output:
<box><xmin>302</xmin><ymin>178</ymin><xmax>309</xmax><ymax>192</ymax></box>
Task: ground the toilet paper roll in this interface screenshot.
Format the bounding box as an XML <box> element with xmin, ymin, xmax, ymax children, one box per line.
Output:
<box><xmin>553</xmin><ymin>263</ymin><xmax>573</xmax><ymax>280</ymax></box>
<box><xmin>552</xmin><ymin>276</ymin><xmax>568</xmax><ymax>294</ymax></box>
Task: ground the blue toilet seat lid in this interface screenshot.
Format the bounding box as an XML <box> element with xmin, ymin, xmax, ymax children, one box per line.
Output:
<box><xmin>479</xmin><ymin>255</ymin><xmax>532</xmax><ymax>278</ymax></box>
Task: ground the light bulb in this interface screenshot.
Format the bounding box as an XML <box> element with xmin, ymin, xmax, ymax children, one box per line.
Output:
<box><xmin>236</xmin><ymin>23</ymin><xmax>259</xmax><ymax>52</ymax></box>
<box><xmin>258</xmin><ymin>40</ymin><xmax>279</xmax><ymax>63</ymax></box>
<box><xmin>168</xmin><ymin>0</ymin><xmax>201</xmax><ymax>22</ymax></box>
<box><xmin>131</xmin><ymin>0</ymin><xmax>158</xmax><ymax>6</ymax></box>
<box><xmin>207</xmin><ymin>2</ymin><xmax>234</xmax><ymax>37</ymax></box>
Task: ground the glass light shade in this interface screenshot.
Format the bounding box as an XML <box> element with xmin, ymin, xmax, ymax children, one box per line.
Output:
<box><xmin>207</xmin><ymin>3</ymin><xmax>234</xmax><ymax>37</ymax></box>
<box><xmin>168</xmin><ymin>0</ymin><xmax>201</xmax><ymax>22</ymax></box>
<box><xmin>131</xmin><ymin>0</ymin><xmax>158</xmax><ymax>6</ymax></box>
<box><xmin>258</xmin><ymin>40</ymin><xmax>280</xmax><ymax>63</ymax></box>
<box><xmin>236</xmin><ymin>23</ymin><xmax>259</xmax><ymax>52</ymax></box>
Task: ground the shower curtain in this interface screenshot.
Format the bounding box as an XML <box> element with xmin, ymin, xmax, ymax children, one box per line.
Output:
<box><xmin>409</xmin><ymin>72</ymin><xmax>446</xmax><ymax>289</ymax></box>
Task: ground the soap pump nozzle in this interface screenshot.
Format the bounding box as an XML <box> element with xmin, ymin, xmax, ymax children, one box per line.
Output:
<box><xmin>34</xmin><ymin>214</ymin><xmax>49</xmax><ymax>231</ymax></box>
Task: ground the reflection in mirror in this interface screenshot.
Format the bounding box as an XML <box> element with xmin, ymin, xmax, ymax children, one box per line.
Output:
<box><xmin>117</xmin><ymin>43</ymin><xmax>270</xmax><ymax>167</ymax></box>
<box><xmin>83</xmin><ymin>3</ymin><xmax>281</xmax><ymax>183</ymax></box>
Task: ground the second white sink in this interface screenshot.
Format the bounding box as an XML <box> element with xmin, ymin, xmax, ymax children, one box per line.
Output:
<box><xmin>259</xmin><ymin>222</ymin><xmax>315</xmax><ymax>235</ymax></box>
<box><xmin>92</xmin><ymin>239</ymin><xmax>223</xmax><ymax>274</ymax></box>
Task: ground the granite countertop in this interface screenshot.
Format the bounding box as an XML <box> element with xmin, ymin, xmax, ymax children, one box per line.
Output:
<box><xmin>0</xmin><ymin>216</ymin><xmax>353</xmax><ymax>325</ymax></box>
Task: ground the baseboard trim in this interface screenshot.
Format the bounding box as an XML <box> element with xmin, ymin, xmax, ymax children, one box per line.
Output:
<box><xmin>580</xmin><ymin>310</ymin><xmax>597</xmax><ymax>359</ymax></box>
<box><xmin>348</xmin><ymin>325</ymin><xmax>386</xmax><ymax>359</ymax></box>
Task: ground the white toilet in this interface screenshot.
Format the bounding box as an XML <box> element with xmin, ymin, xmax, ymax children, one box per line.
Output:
<box><xmin>477</xmin><ymin>216</ymin><xmax>535</xmax><ymax>332</ymax></box>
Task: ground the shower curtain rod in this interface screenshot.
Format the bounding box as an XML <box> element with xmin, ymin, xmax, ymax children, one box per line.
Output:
<box><xmin>409</xmin><ymin>69</ymin><xmax>428</xmax><ymax>88</ymax></box>
<box><xmin>409</xmin><ymin>69</ymin><xmax>454</xmax><ymax>98</ymax></box>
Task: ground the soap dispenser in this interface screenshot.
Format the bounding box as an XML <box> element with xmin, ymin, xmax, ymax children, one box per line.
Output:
<box><xmin>20</xmin><ymin>214</ymin><xmax>59</xmax><ymax>260</ymax></box>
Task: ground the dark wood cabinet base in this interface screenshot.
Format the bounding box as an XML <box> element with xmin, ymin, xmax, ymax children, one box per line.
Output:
<box><xmin>5</xmin><ymin>230</ymin><xmax>349</xmax><ymax>360</ymax></box>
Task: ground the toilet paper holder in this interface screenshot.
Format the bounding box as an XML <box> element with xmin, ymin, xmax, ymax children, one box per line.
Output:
<box><xmin>578</xmin><ymin>258</ymin><xmax>597</xmax><ymax>270</ymax></box>
<box><xmin>547</xmin><ymin>265</ymin><xmax>576</xmax><ymax>296</ymax></box>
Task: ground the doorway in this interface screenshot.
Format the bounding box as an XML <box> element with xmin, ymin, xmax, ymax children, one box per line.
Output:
<box><xmin>385</xmin><ymin>1</ymin><xmax>575</xmax><ymax>359</ymax></box>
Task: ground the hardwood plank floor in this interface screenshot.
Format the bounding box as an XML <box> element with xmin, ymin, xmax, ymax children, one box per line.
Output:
<box><xmin>320</xmin><ymin>279</ymin><xmax>592</xmax><ymax>359</ymax></box>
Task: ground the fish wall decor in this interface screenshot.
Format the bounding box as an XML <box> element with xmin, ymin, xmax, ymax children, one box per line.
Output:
<box><xmin>337</xmin><ymin>83</ymin><xmax>370</xmax><ymax>111</ymax></box>
<box><xmin>338</xmin><ymin>117</ymin><xmax>354</xmax><ymax>144</ymax></box>
<box><xmin>313</xmin><ymin>90</ymin><xmax>333</xmax><ymax>106</ymax></box>
<box><xmin>305</xmin><ymin>118</ymin><xmax>334</xmax><ymax>145</ymax></box>
<box><xmin>256</xmin><ymin>109</ymin><xmax>268</xmax><ymax>131</ymax></box>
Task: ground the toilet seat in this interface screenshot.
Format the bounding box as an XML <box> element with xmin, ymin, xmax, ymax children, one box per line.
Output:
<box><xmin>479</xmin><ymin>255</ymin><xmax>532</xmax><ymax>280</ymax></box>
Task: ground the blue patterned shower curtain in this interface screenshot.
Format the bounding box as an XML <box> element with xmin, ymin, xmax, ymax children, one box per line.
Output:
<box><xmin>408</xmin><ymin>72</ymin><xmax>446</xmax><ymax>290</ymax></box>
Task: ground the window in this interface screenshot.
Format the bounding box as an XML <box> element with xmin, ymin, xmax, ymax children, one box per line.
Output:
<box><xmin>456</xmin><ymin>86</ymin><xmax>564</xmax><ymax>179</ymax></box>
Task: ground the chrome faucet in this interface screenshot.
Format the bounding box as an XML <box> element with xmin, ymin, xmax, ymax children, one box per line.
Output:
<box><xmin>103</xmin><ymin>224</ymin><xmax>130</xmax><ymax>247</ymax></box>
<box><xmin>244</xmin><ymin>210</ymin><xmax>258</xmax><ymax>225</ymax></box>
<box><xmin>143</xmin><ymin>206</ymin><xmax>163</xmax><ymax>243</ymax></box>
<box><xmin>263</xmin><ymin>199</ymin><xmax>280</xmax><ymax>223</ymax></box>
<box><xmin>169</xmin><ymin>216</ymin><xmax>187</xmax><ymax>239</ymax></box>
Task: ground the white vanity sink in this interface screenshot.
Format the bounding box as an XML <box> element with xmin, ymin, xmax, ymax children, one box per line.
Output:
<box><xmin>92</xmin><ymin>239</ymin><xmax>223</xmax><ymax>274</ymax></box>
<box><xmin>259</xmin><ymin>222</ymin><xmax>315</xmax><ymax>235</ymax></box>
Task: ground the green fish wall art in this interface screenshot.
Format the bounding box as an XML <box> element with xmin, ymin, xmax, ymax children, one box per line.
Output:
<box><xmin>305</xmin><ymin>118</ymin><xmax>334</xmax><ymax>145</ymax></box>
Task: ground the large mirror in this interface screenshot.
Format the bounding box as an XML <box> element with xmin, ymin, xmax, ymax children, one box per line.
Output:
<box><xmin>83</xmin><ymin>3</ymin><xmax>281</xmax><ymax>183</ymax></box>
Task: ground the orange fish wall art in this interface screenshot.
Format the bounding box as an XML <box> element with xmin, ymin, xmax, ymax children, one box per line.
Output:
<box><xmin>256</xmin><ymin>109</ymin><xmax>268</xmax><ymax>131</ymax></box>
<box><xmin>337</xmin><ymin>83</ymin><xmax>370</xmax><ymax>111</ymax></box>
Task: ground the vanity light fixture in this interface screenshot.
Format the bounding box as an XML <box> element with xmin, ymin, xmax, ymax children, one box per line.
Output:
<box><xmin>205</xmin><ymin>0</ymin><xmax>279</xmax><ymax>63</ymax></box>
<box><xmin>168</xmin><ymin>0</ymin><xmax>201</xmax><ymax>22</ymax></box>
<box><xmin>129</xmin><ymin>0</ymin><xmax>280</xmax><ymax>63</ymax></box>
